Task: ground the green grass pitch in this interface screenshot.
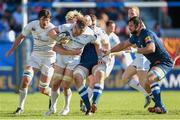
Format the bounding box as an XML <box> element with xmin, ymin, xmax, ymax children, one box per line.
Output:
<box><xmin>0</xmin><ymin>91</ymin><xmax>180</xmax><ymax>119</ymax></box>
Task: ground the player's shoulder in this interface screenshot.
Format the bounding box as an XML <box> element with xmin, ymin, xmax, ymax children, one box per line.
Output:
<box><xmin>48</xmin><ymin>22</ymin><xmax>55</xmax><ymax>29</ymax></box>
<box><xmin>84</xmin><ymin>26</ymin><xmax>95</xmax><ymax>36</ymax></box>
<box><xmin>109</xmin><ymin>32</ymin><xmax>118</xmax><ymax>38</ymax></box>
<box><xmin>141</xmin><ymin>29</ymin><xmax>154</xmax><ymax>35</ymax></box>
<box><xmin>27</xmin><ymin>20</ymin><xmax>38</xmax><ymax>27</ymax></box>
<box><xmin>61</xmin><ymin>23</ymin><xmax>73</xmax><ymax>28</ymax></box>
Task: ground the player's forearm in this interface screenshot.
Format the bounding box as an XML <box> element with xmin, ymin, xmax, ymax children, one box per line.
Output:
<box><xmin>111</xmin><ymin>42</ymin><xmax>129</xmax><ymax>53</ymax></box>
<box><xmin>53</xmin><ymin>45</ymin><xmax>78</xmax><ymax>55</ymax></box>
<box><xmin>10</xmin><ymin>34</ymin><xmax>25</xmax><ymax>51</ymax></box>
<box><xmin>48</xmin><ymin>29</ymin><xmax>57</xmax><ymax>40</ymax></box>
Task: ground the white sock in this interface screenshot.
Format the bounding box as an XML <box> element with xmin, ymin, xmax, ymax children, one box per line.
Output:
<box><xmin>87</xmin><ymin>87</ymin><xmax>93</xmax><ymax>101</ymax></box>
<box><xmin>128</xmin><ymin>79</ymin><xmax>148</xmax><ymax>97</ymax></box>
<box><xmin>47</xmin><ymin>87</ymin><xmax>52</xmax><ymax>96</ymax></box>
<box><xmin>18</xmin><ymin>88</ymin><xmax>28</xmax><ymax>110</ymax></box>
<box><xmin>64</xmin><ymin>88</ymin><xmax>72</xmax><ymax>109</ymax></box>
<box><xmin>51</xmin><ymin>89</ymin><xmax>59</xmax><ymax>111</ymax></box>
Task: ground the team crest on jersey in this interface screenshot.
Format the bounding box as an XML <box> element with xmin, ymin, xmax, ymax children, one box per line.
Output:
<box><xmin>144</xmin><ymin>36</ymin><xmax>152</xmax><ymax>43</ymax></box>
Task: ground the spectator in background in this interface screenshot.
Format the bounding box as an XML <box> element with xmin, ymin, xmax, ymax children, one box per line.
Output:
<box><xmin>12</xmin><ymin>6</ymin><xmax>23</xmax><ymax>33</ymax></box>
<box><xmin>97</xmin><ymin>12</ymin><xmax>109</xmax><ymax>30</ymax></box>
<box><xmin>153</xmin><ymin>22</ymin><xmax>163</xmax><ymax>38</ymax></box>
<box><xmin>115</xmin><ymin>12</ymin><xmax>127</xmax><ymax>40</ymax></box>
<box><xmin>0</xmin><ymin>22</ymin><xmax>15</xmax><ymax>42</ymax></box>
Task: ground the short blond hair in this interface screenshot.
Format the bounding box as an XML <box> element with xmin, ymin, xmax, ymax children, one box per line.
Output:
<box><xmin>130</xmin><ymin>6</ymin><xmax>140</xmax><ymax>16</ymax></box>
<box><xmin>65</xmin><ymin>10</ymin><xmax>83</xmax><ymax>22</ymax></box>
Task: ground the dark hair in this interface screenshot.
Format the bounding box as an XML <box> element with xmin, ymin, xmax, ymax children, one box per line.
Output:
<box><xmin>89</xmin><ymin>14</ymin><xmax>97</xmax><ymax>22</ymax></box>
<box><xmin>106</xmin><ymin>20</ymin><xmax>115</xmax><ymax>27</ymax></box>
<box><xmin>128</xmin><ymin>16</ymin><xmax>141</xmax><ymax>28</ymax></box>
<box><xmin>76</xmin><ymin>16</ymin><xmax>87</xmax><ymax>30</ymax></box>
<box><xmin>38</xmin><ymin>9</ymin><xmax>51</xmax><ymax>19</ymax></box>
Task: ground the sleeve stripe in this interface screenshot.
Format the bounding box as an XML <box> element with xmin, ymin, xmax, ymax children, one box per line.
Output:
<box><xmin>146</xmin><ymin>41</ymin><xmax>153</xmax><ymax>44</ymax></box>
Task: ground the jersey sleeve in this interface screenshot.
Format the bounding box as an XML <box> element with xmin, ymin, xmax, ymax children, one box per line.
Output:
<box><xmin>143</xmin><ymin>31</ymin><xmax>154</xmax><ymax>46</ymax></box>
<box><xmin>112</xmin><ymin>34</ymin><xmax>120</xmax><ymax>47</ymax></box>
<box><xmin>58</xmin><ymin>24</ymin><xmax>71</xmax><ymax>33</ymax></box>
<box><xmin>21</xmin><ymin>21</ymin><xmax>34</xmax><ymax>36</ymax></box>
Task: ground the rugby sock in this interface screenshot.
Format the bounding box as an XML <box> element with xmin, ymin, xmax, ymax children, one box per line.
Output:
<box><xmin>87</xmin><ymin>87</ymin><xmax>93</xmax><ymax>101</ymax></box>
<box><xmin>92</xmin><ymin>83</ymin><xmax>104</xmax><ymax>105</ymax></box>
<box><xmin>63</xmin><ymin>88</ymin><xmax>72</xmax><ymax>109</ymax></box>
<box><xmin>128</xmin><ymin>79</ymin><xmax>149</xmax><ymax>96</ymax></box>
<box><xmin>46</xmin><ymin>87</ymin><xmax>51</xmax><ymax>96</ymax></box>
<box><xmin>150</xmin><ymin>82</ymin><xmax>163</xmax><ymax>107</ymax></box>
<box><xmin>18</xmin><ymin>88</ymin><xmax>28</xmax><ymax>109</ymax></box>
<box><xmin>51</xmin><ymin>90</ymin><xmax>59</xmax><ymax>110</ymax></box>
<box><xmin>78</xmin><ymin>85</ymin><xmax>91</xmax><ymax>110</ymax></box>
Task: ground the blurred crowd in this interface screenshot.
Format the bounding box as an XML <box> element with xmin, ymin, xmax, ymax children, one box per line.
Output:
<box><xmin>0</xmin><ymin>0</ymin><xmax>172</xmax><ymax>42</ymax></box>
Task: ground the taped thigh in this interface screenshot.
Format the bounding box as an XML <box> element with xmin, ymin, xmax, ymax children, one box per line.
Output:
<box><xmin>62</xmin><ymin>75</ymin><xmax>73</xmax><ymax>82</ymax></box>
<box><xmin>23</xmin><ymin>70</ymin><xmax>34</xmax><ymax>80</ymax></box>
<box><xmin>148</xmin><ymin>69</ymin><xmax>162</xmax><ymax>81</ymax></box>
<box><xmin>52</xmin><ymin>73</ymin><xmax>63</xmax><ymax>81</ymax></box>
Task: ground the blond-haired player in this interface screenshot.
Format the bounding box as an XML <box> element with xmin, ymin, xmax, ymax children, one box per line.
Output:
<box><xmin>45</xmin><ymin>16</ymin><xmax>97</xmax><ymax>116</ymax></box>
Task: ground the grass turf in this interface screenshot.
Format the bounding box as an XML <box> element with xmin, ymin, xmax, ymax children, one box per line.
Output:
<box><xmin>0</xmin><ymin>91</ymin><xmax>180</xmax><ymax>119</ymax></box>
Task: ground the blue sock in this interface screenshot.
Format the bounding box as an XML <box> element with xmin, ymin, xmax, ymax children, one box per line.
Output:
<box><xmin>150</xmin><ymin>82</ymin><xmax>163</xmax><ymax>107</ymax></box>
<box><xmin>78</xmin><ymin>85</ymin><xmax>91</xmax><ymax>110</ymax></box>
<box><xmin>92</xmin><ymin>83</ymin><xmax>104</xmax><ymax>105</ymax></box>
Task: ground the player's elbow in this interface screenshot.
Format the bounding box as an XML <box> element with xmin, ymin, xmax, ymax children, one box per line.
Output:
<box><xmin>48</xmin><ymin>29</ymin><xmax>57</xmax><ymax>39</ymax></box>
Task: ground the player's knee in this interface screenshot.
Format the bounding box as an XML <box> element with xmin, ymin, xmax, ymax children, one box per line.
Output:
<box><xmin>73</xmin><ymin>74</ymin><xmax>84</xmax><ymax>88</ymax></box>
<box><xmin>39</xmin><ymin>81</ymin><xmax>50</xmax><ymax>96</ymax></box>
<box><xmin>22</xmin><ymin>70</ymin><xmax>33</xmax><ymax>88</ymax></box>
<box><xmin>63</xmin><ymin>82</ymin><xmax>70</xmax><ymax>90</ymax></box>
<box><xmin>147</xmin><ymin>70</ymin><xmax>158</xmax><ymax>84</ymax></box>
<box><xmin>52</xmin><ymin>80</ymin><xmax>61</xmax><ymax>91</ymax></box>
<box><xmin>51</xmin><ymin>73</ymin><xmax>63</xmax><ymax>90</ymax></box>
<box><xmin>21</xmin><ymin>78</ymin><xmax>30</xmax><ymax>88</ymax></box>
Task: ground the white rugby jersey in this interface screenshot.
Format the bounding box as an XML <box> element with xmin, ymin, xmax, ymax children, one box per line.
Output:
<box><xmin>108</xmin><ymin>32</ymin><xmax>120</xmax><ymax>49</ymax></box>
<box><xmin>91</xmin><ymin>26</ymin><xmax>110</xmax><ymax>50</ymax></box>
<box><xmin>57</xmin><ymin>23</ymin><xmax>96</xmax><ymax>51</ymax></box>
<box><xmin>22</xmin><ymin>20</ymin><xmax>56</xmax><ymax>57</ymax></box>
<box><xmin>91</xmin><ymin>26</ymin><xmax>111</xmax><ymax>64</ymax></box>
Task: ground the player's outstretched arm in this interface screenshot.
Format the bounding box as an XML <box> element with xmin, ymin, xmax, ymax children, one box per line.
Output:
<box><xmin>6</xmin><ymin>34</ymin><xmax>25</xmax><ymax>57</ymax></box>
<box><xmin>110</xmin><ymin>40</ymin><xmax>132</xmax><ymax>53</ymax></box>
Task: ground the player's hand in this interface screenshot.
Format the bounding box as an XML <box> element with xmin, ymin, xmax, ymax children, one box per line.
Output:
<box><xmin>5</xmin><ymin>50</ymin><xmax>13</xmax><ymax>57</ymax></box>
<box><xmin>101</xmin><ymin>49</ymin><xmax>111</xmax><ymax>56</ymax></box>
<box><xmin>125</xmin><ymin>48</ymin><xmax>138</xmax><ymax>53</ymax></box>
<box><xmin>53</xmin><ymin>44</ymin><xmax>61</xmax><ymax>52</ymax></box>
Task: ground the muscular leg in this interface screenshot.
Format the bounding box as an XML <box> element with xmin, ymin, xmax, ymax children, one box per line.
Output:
<box><xmin>137</xmin><ymin>70</ymin><xmax>151</xmax><ymax>94</ymax></box>
<box><xmin>73</xmin><ymin>66</ymin><xmax>91</xmax><ymax>115</ymax></box>
<box><xmin>60</xmin><ymin>68</ymin><xmax>73</xmax><ymax>115</ymax></box>
<box><xmin>14</xmin><ymin>66</ymin><xmax>38</xmax><ymax>114</ymax></box>
<box><xmin>47</xmin><ymin>65</ymin><xmax>64</xmax><ymax>115</ymax></box>
<box><xmin>147</xmin><ymin>66</ymin><xmax>167</xmax><ymax>114</ymax></box>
